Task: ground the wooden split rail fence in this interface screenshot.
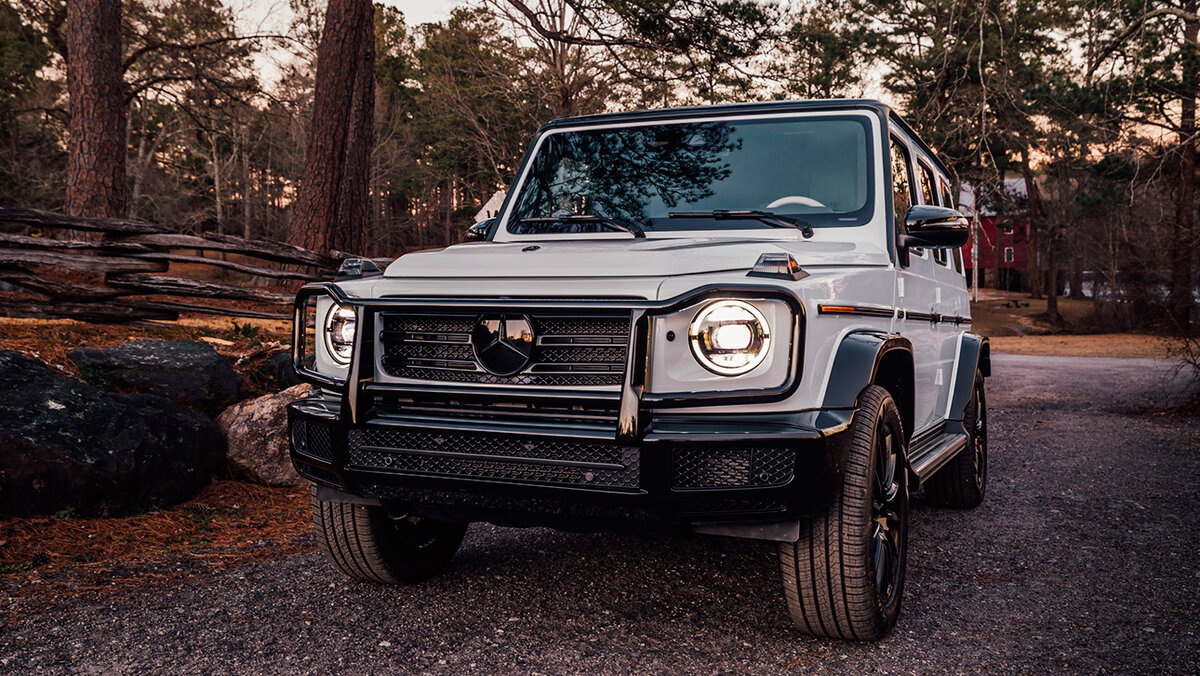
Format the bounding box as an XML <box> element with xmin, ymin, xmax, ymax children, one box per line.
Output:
<box><xmin>0</xmin><ymin>207</ymin><xmax>383</xmax><ymax>323</ymax></box>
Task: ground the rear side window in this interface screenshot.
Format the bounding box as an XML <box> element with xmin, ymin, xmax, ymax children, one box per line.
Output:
<box><xmin>890</xmin><ymin>137</ymin><xmax>913</xmax><ymax>228</ymax></box>
<box><xmin>918</xmin><ymin>162</ymin><xmax>937</xmax><ymax>206</ymax></box>
<box><xmin>938</xmin><ymin>178</ymin><xmax>955</xmax><ymax>209</ymax></box>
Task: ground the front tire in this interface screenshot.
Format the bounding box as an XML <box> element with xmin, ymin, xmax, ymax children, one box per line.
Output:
<box><xmin>312</xmin><ymin>491</ymin><xmax>467</xmax><ymax>584</ymax></box>
<box><xmin>778</xmin><ymin>385</ymin><xmax>909</xmax><ymax>641</ymax></box>
<box><xmin>925</xmin><ymin>370</ymin><xmax>987</xmax><ymax>508</ymax></box>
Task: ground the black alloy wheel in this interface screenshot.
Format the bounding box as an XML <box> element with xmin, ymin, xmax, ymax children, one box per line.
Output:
<box><xmin>970</xmin><ymin>377</ymin><xmax>988</xmax><ymax>492</ymax></box>
<box><xmin>872</xmin><ymin>424</ymin><xmax>905</xmax><ymax>609</ymax></box>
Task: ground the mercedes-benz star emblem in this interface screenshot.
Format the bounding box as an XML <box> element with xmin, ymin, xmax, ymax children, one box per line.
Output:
<box><xmin>471</xmin><ymin>314</ymin><xmax>535</xmax><ymax>376</ymax></box>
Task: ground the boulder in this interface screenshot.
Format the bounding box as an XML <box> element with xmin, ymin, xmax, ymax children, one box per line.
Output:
<box><xmin>0</xmin><ymin>351</ymin><xmax>225</xmax><ymax>517</ymax></box>
<box><xmin>67</xmin><ymin>340</ymin><xmax>243</xmax><ymax>413</ymax></box>
<box><xmin>216</xmin><ymin>384</ymin><xmax>311</xmax><ymax>486</ymax></box>
<box><xmin>261</xmin><ymin>351</ymin><xmax>302</xmax><ymax>388</ymax></box>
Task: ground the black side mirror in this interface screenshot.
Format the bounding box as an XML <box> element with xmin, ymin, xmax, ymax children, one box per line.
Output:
<box><xmin>900</xmin><ymin>205</ymin><xmax>969</xmax><ymax>249</ymax></box>
<box><xmin>466</xmin><ymin>218</ymin><xmax>495</xmax><ymax>242</ymax></box>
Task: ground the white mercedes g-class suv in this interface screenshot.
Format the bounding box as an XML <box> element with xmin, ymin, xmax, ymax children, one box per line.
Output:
<box><xmin>289</xmin><ymin>99</ymin><xmax>990</xmax><ymax>641</ymax></box>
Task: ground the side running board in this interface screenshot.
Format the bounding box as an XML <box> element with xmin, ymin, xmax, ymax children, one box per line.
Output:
<box><xmin>908</xmin><ymin>430</ymin><xmax>969</xmax><ymax>482</ymax></box>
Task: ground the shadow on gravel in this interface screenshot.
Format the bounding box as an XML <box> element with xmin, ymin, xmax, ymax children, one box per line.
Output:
<box><xmin>390</xmin><ymin>527</ymin><xmax>795</xmax><ymax>633</ymax></box>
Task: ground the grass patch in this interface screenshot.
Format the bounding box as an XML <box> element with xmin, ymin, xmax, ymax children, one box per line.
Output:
<box><xmin>970</xmin><ymin>290</ymin><xmax>1097</xmax><ymax>337</ymax></box>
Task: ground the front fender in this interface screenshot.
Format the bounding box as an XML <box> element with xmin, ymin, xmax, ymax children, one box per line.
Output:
<box><xmin>820</xmin><ymin>331</ymin><xmax>915</xmax><ymax>439</ymax></box>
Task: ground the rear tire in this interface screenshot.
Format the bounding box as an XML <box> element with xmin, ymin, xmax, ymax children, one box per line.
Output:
<box><xmin>925</xmin><ymin>370</ymin><xmax>987</xmax><ymax>508</ymax></box>
<box><xmin>311</xmin><ymin>491</ymin><xmax>467</xmax><ymax>584</ymax></box>
<box><xmin>778</xmin><ymin>385</ymin><xmax>909</xmax><ymax>641</ymax></box>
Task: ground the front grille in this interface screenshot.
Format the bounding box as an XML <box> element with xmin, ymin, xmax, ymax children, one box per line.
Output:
<box><xmin>347</xmin><ymin>428</ymin><xmax>640</xmax><ymax>489</ymax></box>
<box><xmin>374</xmin><ymin>394</ymin><xmax>620</xmax><ymax>432</ymax></box>
<box><xmin>672</xmin><ymin>447</ymin><xmax>794</xmax><ymax>489</ymax></box>
<box><xmin>378</xmin><ymin>311</ymin><xmax>630</xmax><ymax>387</ymax></box>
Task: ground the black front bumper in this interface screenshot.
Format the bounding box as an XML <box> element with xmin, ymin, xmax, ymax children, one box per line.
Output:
<box><xmin>288</xmin><ymin>392</ymin><xmax>854</xmax><ymax>535</ymax></box>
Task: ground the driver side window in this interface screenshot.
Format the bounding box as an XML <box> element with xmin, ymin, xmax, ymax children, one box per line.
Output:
<box><xmin>890</xmin><ymin>137</ymin><xmax>913</xmax><ymax>231</ymax></box>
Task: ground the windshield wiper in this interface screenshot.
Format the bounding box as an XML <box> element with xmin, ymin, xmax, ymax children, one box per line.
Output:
<box><xmin>668</xmin><ymin>209</ymin><xmax>814</xmax><ymax>238</ymax></box>
<box><xmin>516</xmin><ymin>215</ymin><xmax>646</xmax><ymax>239</ymax></box>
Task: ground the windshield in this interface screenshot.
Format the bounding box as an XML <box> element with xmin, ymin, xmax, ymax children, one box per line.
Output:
<box><xmin>505</xmin><ymin>114</ymin><xmax>875</xmax><ymax>236</ymax></box>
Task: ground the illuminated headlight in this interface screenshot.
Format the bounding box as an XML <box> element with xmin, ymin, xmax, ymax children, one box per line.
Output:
<box><xmin>688</xmin><ymin>300</ymin><xmax>771</xmax><ymax>375</ymax></box>
<box><xmin>323</xmin><ymin>304</ymin><xmax>357</xmax><ymax>365</ymax></box>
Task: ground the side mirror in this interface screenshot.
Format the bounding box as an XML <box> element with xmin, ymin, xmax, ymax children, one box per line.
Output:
<box><xmin>900</xmin><ymin>205</ymin><xmax>969</xmax><ymax>249</ymax></box>
<box><xmin>466</xmin><ymin>218</ymin><xmax>495</xmax><ymax>242</ymax></box>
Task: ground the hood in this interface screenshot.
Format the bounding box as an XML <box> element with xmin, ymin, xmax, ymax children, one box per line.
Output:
<box><xmin>384</xmin><ymin>237</ymin><xmax>889</xmax><ymax>280</ymax></box>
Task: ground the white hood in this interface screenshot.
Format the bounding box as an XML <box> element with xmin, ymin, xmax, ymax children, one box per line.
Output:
<box><xmin>384</xmin><ymin>237</ymin><xmax>889</xmax><ymax>280</ymax></box>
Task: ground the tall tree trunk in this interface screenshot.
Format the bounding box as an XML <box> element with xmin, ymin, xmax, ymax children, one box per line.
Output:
<box><xmin>333</xmin><ymin>5</ymin><xmax>375</xmax><ymax>257</ymax></box>
<box><xmin>289</xmin><ymin>0</ymin><xmax>375</xmax><ymax>254</ymax></box>
<box><xmin>242</xmin><ymin>127</ymin><xmax>252</xmax><ymax>240</ymax></box>
<box><xmin>131</xmin><ymin>117</ymin><xmax>146</xmax><ymax>220</ymax></box>
<box><xmin>210</xmin><ymin>133</ymin><xmax>222</xmax><ymax>232</ymax></box>
<box><xmin>1168</xmin><ymin>1</ymin><xmax>1198</xmax><ymax>331</ymax></box>
<box><xmin>1019</xmin><ymin>148</ymin><xmax>1044</xmax><ymax>301</ymax></box>
<box><xmin>1045</xmin><ymin>228</ymin><xmax>1060</xmax><ymax>321</ymax></box>
<box><xmin>66</xmin><ymin>0</ymin><xmax>126</xmax><ymax>224</ymax></box>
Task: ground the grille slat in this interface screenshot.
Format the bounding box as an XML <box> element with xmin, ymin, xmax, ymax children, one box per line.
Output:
<box><xmin>374</xmin><ymin>394</ymin><xmax>620</xmax><ymax>432</ymax></box>
<box><xmin>347</xmin><ymin>428</ymin><xmax>640</xmax><ymax>489</ymax></box>
<box><xmin>378</xmin><ymin>311</ymin><xmax>630</xmax><ymax>387</ymax></box>
<box><xmin>388</xmin><ymin>403</ymin><xmax>618</xmax><ymax>423</ymax></box>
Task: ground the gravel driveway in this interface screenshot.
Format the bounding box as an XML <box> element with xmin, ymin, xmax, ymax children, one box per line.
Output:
<box><xmin>3</xmin><ymin>354</ymin><xmax>1198</xmax><ymax>674</ymax></box>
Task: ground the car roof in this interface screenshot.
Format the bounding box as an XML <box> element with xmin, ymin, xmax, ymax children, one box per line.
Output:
<box><xmin>539</xmin><ymin>98</ymin><xmax>952</xmax><ymax>178</ymax></box>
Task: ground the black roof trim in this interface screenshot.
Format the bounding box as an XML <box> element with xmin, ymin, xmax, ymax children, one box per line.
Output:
<box><xmin>539</xmin><ymin>98</ymin><xmax>890</xmax><ymax>131</ymax></box>
<box><xmin>887</xmin><ymin>111</ymin><xmax>952</xmax><ymax>178</ymax></box>
<box><xmin>538</xmin><ymin>98</ymin><xmax>952</xmax><ymax>180</ymax></box>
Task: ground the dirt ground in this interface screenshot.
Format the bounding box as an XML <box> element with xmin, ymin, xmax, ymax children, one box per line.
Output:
<box><xmin>0</xmin><ymin>481</ymin><xmax>313</xmax><ymax>626</ymax></box>
<box><xmin>988</xmin><ymin>333</ymin><xmax>1182</xmax><ymax>359</ymax></box>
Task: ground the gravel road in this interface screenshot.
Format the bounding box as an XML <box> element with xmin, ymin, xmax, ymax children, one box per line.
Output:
<box><xmin>3</xmin><ymin>354</ymin><xmax>1198</xmax><ymax>674</ymax></box>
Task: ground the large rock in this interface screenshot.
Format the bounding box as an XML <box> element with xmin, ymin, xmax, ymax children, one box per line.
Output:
<box><xmin>67</xmin><ymin>340</ymin><xmax>243</xmax><ymax>413</ymax></box>
<box><xmin>0</xmin><ymin>351</ymin><xmax>225</xmax><ymax>517</ymax></box>
<box><xmin>261</xmin><ymin>351</ymin><xmax>302</xmax><ymax>389</ymax></box>
<box><xmin>216</xmin><ymin>384</ymin><xmax>311</xmax><ymax>486</ymax></box>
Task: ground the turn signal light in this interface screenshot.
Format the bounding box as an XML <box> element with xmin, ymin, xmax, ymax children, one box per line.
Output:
<box><xmin>748</xmin><ymin>253</ymin><xmax>808</xmax><ymax>281</ymax></box>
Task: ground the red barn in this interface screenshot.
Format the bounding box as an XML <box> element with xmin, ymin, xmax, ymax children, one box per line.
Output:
<box><xmin>959</xmin><ymin>178</ymin><xmax>1031</xmax><ymax>291</ymax></box>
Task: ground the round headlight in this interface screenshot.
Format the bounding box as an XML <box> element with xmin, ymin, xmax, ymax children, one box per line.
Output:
<box><xmin>688</xmin><ymin>300</ymin><xmax>771</xmax><ymax>375</ymax></box>
<box><xmin>323</xmin><ymin>304</ymin><xmax>357</xmax><ymax>365</ymax></box>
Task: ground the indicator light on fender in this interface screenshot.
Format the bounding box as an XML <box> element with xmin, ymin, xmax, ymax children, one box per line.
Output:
<box><xmin>748</xmin><ymin>253</ymin><xmax>808</xmax><ymax>281</ymax></box>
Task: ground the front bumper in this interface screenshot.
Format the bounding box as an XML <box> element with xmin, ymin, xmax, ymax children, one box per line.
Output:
<box><xmin>289</xmin><ymin>392</ymin><xmax>854</xmax><ymax>535</ymax></box>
